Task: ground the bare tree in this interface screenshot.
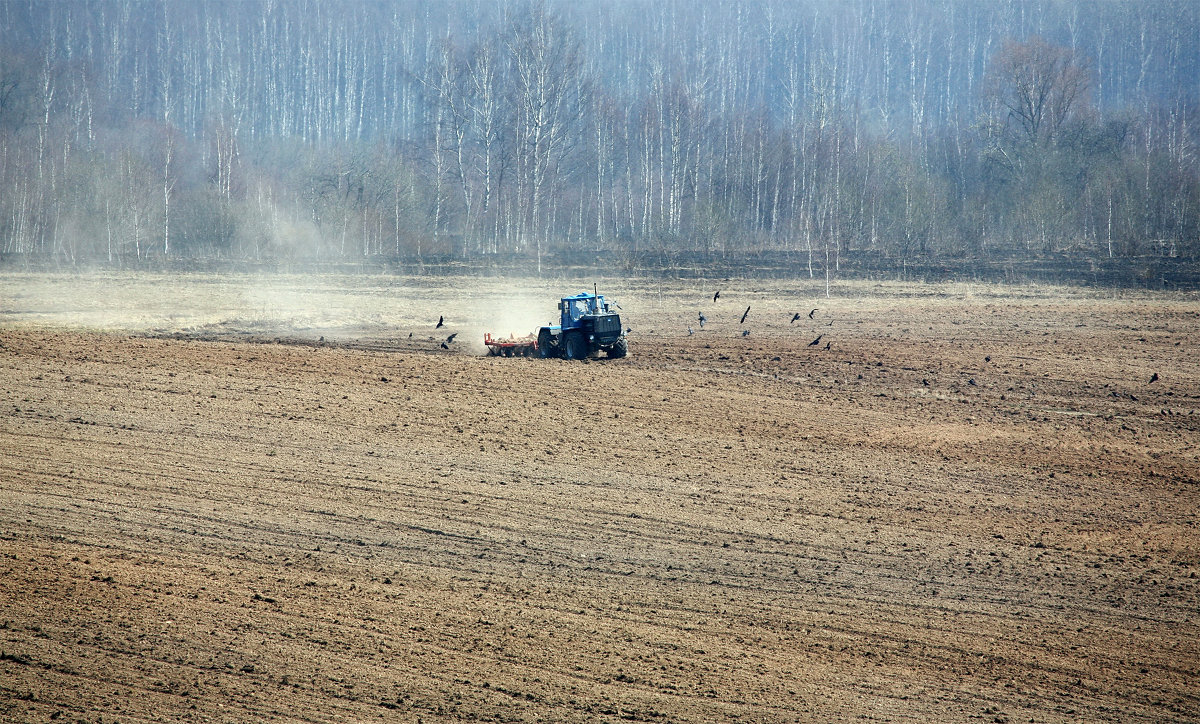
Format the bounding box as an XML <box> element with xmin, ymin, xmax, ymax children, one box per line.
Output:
<box><xmin>986</xmin><ymin>36</ymin><xmax>1091</xmax><ymax>152</ymax></box>
<box><xmin>504</xmin><ymin>1</ymin><xmax>586</xmax><ymax>271</ymax></box>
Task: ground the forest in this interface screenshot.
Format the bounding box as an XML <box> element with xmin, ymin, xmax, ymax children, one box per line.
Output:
<box><xmin>1</xmin><ymin>0</ymin><xmax>1197</xmax><ymax>278</ymax></box>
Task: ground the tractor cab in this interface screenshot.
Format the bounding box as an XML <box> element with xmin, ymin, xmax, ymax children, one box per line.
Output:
<box><xmin>559</xmin><ymin>293</ymin><xmax>607</xmax><ymax>329</ymax></box>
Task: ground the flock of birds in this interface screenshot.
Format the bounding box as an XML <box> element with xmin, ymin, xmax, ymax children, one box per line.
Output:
<box><xmin>423</xmin><ymin>291</ymin><xmax>833</xmax><ymax>357</ymax></box>
<box><xmin>690</xmin><ymin>291</ymin><xmax>1166</xmax><ymax>386</ymax></box>
<box><xmin>434</xmin><ymin>316</ymin><xmax>459</xmax><ymax>349</ymax></box>
<box><xmin>405</xmin><ymin>315</ymin><xmax>461</xmax><ymax>350</ymax></box>
<box><xmin>422</xmin><ymin>294</ymin><xmax>1163</xmax><ymax>385</ymax></box>
<box><xmin>689</xmin><ymin>290</ymin><xmax>832</xmax><ymax>350</ymax></box>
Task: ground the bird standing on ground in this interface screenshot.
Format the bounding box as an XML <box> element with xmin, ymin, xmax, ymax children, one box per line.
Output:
<box><xmin>740</xmin><ymin>305</ymin><xmax>750</xmax><ymax>324</ymax></box>
<box><xmin>436</xmin><ymin>315</ymin><xmax>444</xmax><ymax>329</ymax></box>
<box><xmin>1150</xmin><ymin>372</ymin><xmax>1160</xmax><ymax>383</ymax></box>
<box><xmin>688</xmin><ymin>326</ymin><xmax>694</xmax><ymax>335</ymax></box>
<box><xmin>808</xmin><ymin>334</ymin><xmax>822</xmax><ymax>347</ymax></box>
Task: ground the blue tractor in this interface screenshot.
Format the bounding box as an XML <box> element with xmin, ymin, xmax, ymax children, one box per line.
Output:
<box><xmin>536</xmin><ymin>289</ymin><xmax>628</xmax><ymax>360</ymax></box>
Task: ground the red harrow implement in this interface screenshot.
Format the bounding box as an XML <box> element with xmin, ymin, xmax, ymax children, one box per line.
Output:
<box><xmin>483</xmin><ymin>332</ymin><xmax>538</xmax><ymax>357</ymax></box>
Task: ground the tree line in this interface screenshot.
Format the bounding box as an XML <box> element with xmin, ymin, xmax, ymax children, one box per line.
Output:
<box><xmin>1</xmin><ymin>0</ymin><xmax>1196</xmax><ymax>274</ymax></box>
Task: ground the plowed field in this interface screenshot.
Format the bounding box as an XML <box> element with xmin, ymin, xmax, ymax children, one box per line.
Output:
<box><xmin>2</xmin><ymin>273</ymin><xmax>1198</xmax><ymax>723</ymax></box>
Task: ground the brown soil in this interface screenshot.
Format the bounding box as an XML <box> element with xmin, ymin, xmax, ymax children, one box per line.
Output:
<box><xmin>2</xmin><ymin>275</ymin><xmax>1198</xmax><ymax>723</ymax></box>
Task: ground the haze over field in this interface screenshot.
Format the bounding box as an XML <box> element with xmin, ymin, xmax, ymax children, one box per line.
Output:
<box><xmin>6</xmin><ymin>270</ymin><xmax>1186</xmax><ymax>337</ymax></box>
<box><xmin>0</xmin><ymin>272</ymin><xmax>595</xmax><ymax>343</ymax></box>
<box><xmin>1</xmin><ymin>0</ymin><xmax>1196</xmax><ymax>277</ymax></box>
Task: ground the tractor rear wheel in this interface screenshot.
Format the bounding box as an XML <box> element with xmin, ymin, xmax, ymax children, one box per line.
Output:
<box><xmin>564</xmin><ymin>330</ymin><xmax>588</xmax><ymax>360</ymax></box>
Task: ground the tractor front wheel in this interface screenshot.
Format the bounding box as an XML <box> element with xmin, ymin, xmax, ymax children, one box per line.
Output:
<box><xmin>537</xmin><ymin>329</ymin><xmax>557</xmax><ymax>358</ymax></box>
<box><xmin>564</xmin><ymin>330</ymin><xmax>588</xmax><ymax>360</ymax></box>
<box><xmin>608</xmin><ymin>338</ymin><xmax>628</xmax><ymax>359</ymax></box>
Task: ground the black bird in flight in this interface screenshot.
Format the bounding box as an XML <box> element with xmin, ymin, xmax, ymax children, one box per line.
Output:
<box><xmin>713</xmin><ymin>290</ymin><xmax>721</xmax><ymax>303</ymax></box>
<box><xmin>440</xmin><ymin>341</ymin><xmax>449</xmax><ymax>350</ymax></box>
<box><xmin>742</xmin><ymin>330</ymin><xmax>750</xmax><ymax>336</ymax></box>
<box><xmin>791</xmin><ymin>313</ymin><xmax>801</xmax><ymax>323</ymax></box>
<box><xmin>740</xmin><ymin>305</ymin><xmax>750</xmax><ymax>324</ymax></box>
<box><xmin>1150</xmin><ymin>372</ymin><xmax>1160</xmax><ymax>383</ymax></box>
<box><xmin>698</xmin><ymin>311</ymin><xmax>706</xmax><ymax>328</ymax></box>
<box><xmin>823</xmin><ymin>341</ymin><xmax>830</xmax><ymax>350</ymax></box>
<box><xmin>446</xmin><ymin>333</ymin><xmax>458</xmax><ymax>344</ymax></box>
<box><xmin>436</xmin><ymin>315</ymin><xmax>444</xmax><ymax>328</ymax></box>
<box><xmin>808</xmin><ymin>334</ymin><xmax>823</xmax><ymax>347</ymax></box>
<box><xmin>809</xmin><ymin>308</ymin><xmax>817</xmax><ymax>319</ymax></box>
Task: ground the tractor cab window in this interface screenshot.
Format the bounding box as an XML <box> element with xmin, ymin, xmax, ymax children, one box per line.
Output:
<box><xmin>568</xmin><ymin>298</ymin><xmax>591</xmax><ymax>321</ymax></box>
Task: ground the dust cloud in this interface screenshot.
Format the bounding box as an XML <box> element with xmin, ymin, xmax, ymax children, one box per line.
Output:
<box><xmin>0</xmin><ymin>271</ymin><xmax>405</xmax><ymax>337</ymax></box>
<box><xmin>470</xmin><ymin>283</ymin><xmax>553</xmax><ymax>351</ymax></box>
<box><xmin>0</xmin><ymin>271</ymin><xmax>605</xmax><ymax>354</ymax></box>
